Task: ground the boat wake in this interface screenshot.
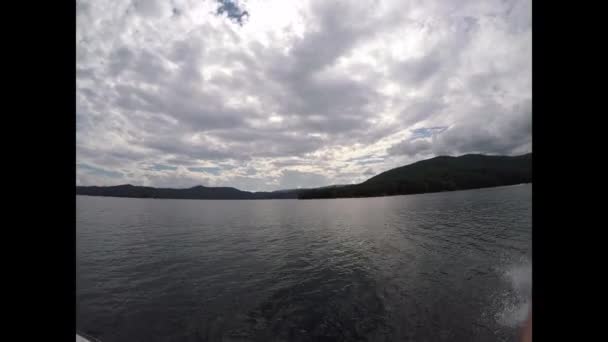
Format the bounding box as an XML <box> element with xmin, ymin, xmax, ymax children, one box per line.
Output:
<box><xmin>495</xmin><ymin>259</ymin><xmax>531</xmax><ymax>328</ymax></box>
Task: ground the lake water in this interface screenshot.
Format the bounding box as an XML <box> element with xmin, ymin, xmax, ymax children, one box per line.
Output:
<box><xmin>77</xmin><ymin>184</ymin><xmax>531</xmax><ymax>342</ymax></box>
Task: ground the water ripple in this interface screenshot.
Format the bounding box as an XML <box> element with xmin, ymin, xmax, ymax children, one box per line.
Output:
<box><xmin>77</xmin><ymin>184</ymin><xmax>531</xmax><ymax>342</ymax></box>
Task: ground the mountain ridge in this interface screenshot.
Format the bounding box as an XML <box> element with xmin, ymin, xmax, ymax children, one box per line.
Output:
<box><xmin>76</xmin><ymin>153</ymin><xmax>531</xmax><ymax>200</ymax></box>
<box><xmin>299</xmin><ymin>153</ymin><xmax>531</xmax><ymax>199</ymax></box>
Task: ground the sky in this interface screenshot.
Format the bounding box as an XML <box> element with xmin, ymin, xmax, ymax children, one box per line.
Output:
<box><xmin>76</xmin><ymin>0</ymin><xmax>531</xmax><ymax>191</ymax></box>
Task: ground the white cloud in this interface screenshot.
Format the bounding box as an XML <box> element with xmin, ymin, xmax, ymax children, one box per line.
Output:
<box><xmin>77</xmin><ymin>0</ymin><xmax>531</xmax><ymax>191</ymax></box>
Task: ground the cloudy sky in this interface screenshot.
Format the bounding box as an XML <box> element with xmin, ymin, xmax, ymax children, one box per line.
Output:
<box><xmin>76</xmin><ymin>0</ymin><xmax>531</xmax><ymax>191</ymax></box>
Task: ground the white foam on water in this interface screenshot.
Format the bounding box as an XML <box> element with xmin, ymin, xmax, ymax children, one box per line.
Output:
<box><xmin>495</xmin><ymin>259</ymin><xmax>531</xmax><ymax>328</ymax></box>
<box><xmin>496</xmin><ymin>297</ymin><xmax>530</xmax><ymax>328</ymax></box>
<box><xmin>76</xmin><ymin>334</ymin><xmax>90</xmax><ymax>342</ymax></box>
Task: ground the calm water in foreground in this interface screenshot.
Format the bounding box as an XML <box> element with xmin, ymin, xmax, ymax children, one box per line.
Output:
<box><xmin>77</xmin><ymin>184</ymin><xmax>531</xmax><ymax>342</ymax></box>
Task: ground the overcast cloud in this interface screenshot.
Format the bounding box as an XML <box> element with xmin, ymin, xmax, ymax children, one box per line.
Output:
<box><xmin>77</xmin><ymin>0</ymin><xmax>531</xmax><ymax>191</ymax></box>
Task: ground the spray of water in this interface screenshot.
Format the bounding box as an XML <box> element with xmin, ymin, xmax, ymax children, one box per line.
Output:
<box><xmin>495</xmin><ymin>259</ymin><xmax>531</xmax><ymax>328</ymax></box>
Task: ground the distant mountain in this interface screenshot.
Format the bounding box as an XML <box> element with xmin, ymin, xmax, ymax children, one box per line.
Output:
<box><xmin>77</xmin><ymin>153</ymin><xmax>531</xmax><ymax>200</ymax></box>
<box><xmin>273</xmin><ymin>184</ymin><xmax>350</xmax><ymax>193</ymax></box>
<box><xmin>76</xmin><ymin>184</ymin><xmax>300</xmax><ymax>200</ymax></box>
<box><xmin>298</xmin><ymin>153</ymin><xmax>531</xmax><ymax>199</ymax></box>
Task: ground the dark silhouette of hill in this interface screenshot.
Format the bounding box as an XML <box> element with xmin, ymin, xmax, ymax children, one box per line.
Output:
<box><xmin>76</xmin><ymin>184</ymin><xmax>300</xmax><ymax>200</ymax></box>
<box><xmin>298</xmin><ymin>153</ymin><xmax>531</xmax><ymax>199</ymax></box>
<box><xmin>76</xmin><ymin>153</ymin><xmax>531</xmax><ymax>200</ymax></box>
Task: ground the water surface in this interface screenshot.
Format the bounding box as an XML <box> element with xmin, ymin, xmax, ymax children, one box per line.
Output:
<box><xmin>77</xmin><ymin>184</ymin><xmax>531</xmax><ymax>341</ymax></box>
